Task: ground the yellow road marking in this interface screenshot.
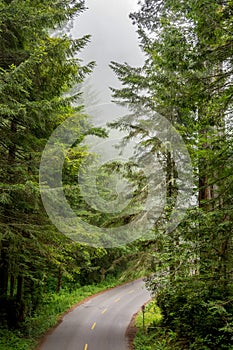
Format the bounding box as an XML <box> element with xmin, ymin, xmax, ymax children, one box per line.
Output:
<box><xmin>114</xmin><ymin>297</ymin><xmax>121</xmax><ymax>303</ymax></box>
<box><xmin>128</xmin><ymin>289</ymin><xmax>135</xmax><ymax>294</ymax></box>
<box><xmin>101</xmin><ymin>308</ymin><xmax>107</xmax><ymax>314</ymax></box>
<box><xmin>84</xmin><ymin>344</ymin><xmax>88</xmax><ymax>350</ymax></box>
<box><xmin>91</xmin><ymin>322</ymin><xmax>96</xmax><ymax>330</ymax></box>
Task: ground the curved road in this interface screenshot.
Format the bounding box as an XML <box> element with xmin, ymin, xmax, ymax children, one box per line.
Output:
<box><xmin>40</xmin><ymin>279</ymin><xmax>151</xmax><ymax>350</ymax></box>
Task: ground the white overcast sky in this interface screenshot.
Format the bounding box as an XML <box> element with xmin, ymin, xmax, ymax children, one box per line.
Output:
<box><xmin>72</xmin><ymin>0</ymin><xmax>144</xmax><ymax>110</ymax></box>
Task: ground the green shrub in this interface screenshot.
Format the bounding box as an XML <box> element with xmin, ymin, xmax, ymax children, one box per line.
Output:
<box><xmin>135</xmin><ymin>299</ymin><xmax>163</xmax><ymax>329</ymax></box>
<box><xmin>0</xmin><ymin>328</ymin><xmax>35</xmax><ymax>350</ymax></box>
<box><xmin>0</xmin><ymin>275</ymin><xmax>126</xmax><ymax>350</ymax></box>
<box><xmin>156</xmin><ymin>278</ymin><xmax>233</xmax><ymax>349</ymax></box>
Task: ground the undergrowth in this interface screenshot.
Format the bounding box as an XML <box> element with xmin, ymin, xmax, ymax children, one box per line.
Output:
<box><xmin>0</xmin><ymin>276</ymin><xmax>126</xmax><ymax>350</ymax></box>
<box><xmin>133</xmin><ymin>300</ymin><xmax>181</xmax><ymax>350</ymax></box>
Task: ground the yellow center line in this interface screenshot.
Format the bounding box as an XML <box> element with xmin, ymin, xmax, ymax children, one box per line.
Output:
<box><xmin>91</xmin><ymin>322</ymin><xmax>97</xmax><ymax>330</ymax></box>
<box><xmin>84</xmin><ymin>344</ymin><xmax>88</xmax><ymax>350</ymax></box>
<box><xmin>114</xmin><ymin>297</ymin><xmax>121</xmax><ymax>303</ymax></box>
<box><xmin>128</xmin><ymin>289</ymin><xmax>135</xmax><ymax>294</ymax></box>
<box><xmin>101</xmin><ymin>308</ymin><xmax>107</xmax><ymax>314</ymax></box>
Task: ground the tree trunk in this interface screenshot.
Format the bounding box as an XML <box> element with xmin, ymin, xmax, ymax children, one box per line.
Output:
<box><xmin>10</xmin><ymin>275</ymin><xmax>15</xmax><ymax>298</ymax></box>
<box><xmin>16</xmin><ymin>275</ymin><xmax>23</xmax><ymax>302</ymax></box>
<box><xmin>0</xmin><ymin>244</ymin><xmax>9</xmax><ymax>297</ymax></box>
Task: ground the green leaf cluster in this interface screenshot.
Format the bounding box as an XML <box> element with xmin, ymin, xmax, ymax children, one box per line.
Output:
<box><xmin>110</xmin><ymin>0</ymin><xmax>233</xmax><ymax>347</ymax></box>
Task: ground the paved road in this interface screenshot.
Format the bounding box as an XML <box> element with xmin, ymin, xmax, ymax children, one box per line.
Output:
<box><xmin>40</xmin><ymin>279</ymin><xmax>151</xmax><ymax>350</ymax></box>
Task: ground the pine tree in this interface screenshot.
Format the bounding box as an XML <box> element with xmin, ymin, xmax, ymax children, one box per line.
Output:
<box><xmin>0</xmin><ymin>0</ymin><xmax>96</xmax><ymax>327</ymax></box>
<box><xmin>110</xmin><ymin>0</ymin><xmax>233</xmax><ymax>346</ymax></box>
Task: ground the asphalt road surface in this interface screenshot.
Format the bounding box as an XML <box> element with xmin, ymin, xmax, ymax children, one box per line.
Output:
<box><xmin>40</xmin><ymin>279</ymin><xmax>151</xmax><ymax>350</ymax></box>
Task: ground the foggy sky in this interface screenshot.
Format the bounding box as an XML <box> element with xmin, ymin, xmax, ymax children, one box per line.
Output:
<box><xmin>72</xmin><ymin>0</ymin><xmax>144</xmax><ymax>111</ymax></box>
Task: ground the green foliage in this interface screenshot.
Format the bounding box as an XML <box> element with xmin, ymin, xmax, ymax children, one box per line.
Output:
<box><xmin>134</xmin><ymin>328</ymin><xmax>182</xmax><ymax>350</ymax></box>
<box><xmin>111</xmin><ymin>0</ymin><xmax>233</xmax><ymax>348</ymax></box>
<box><xmin>133</xmin><ymin>323</ymin><xmax>181</xmax><ymax>350</ymax></box>
<box><xmin>156</xmin><ymin>278</ymin><xmax>233</xmax><ymax>348</ymax></box>
<box><xmin>133</xmin><ymin>331</ymin><xmax>156</xmax><ymax>350</ymax></box>
<box><xmin>0</xmin><ymin>276</ymin><xmax>125</xmax><ymax>350</ymax></box>
<box><xmin>135</xmin><ymin>299</ymin><xmax>162</xmax><ymax>329</ymax></box>
<box><xmin>0</xmin><ymin>328</ymin><xmax>35</xmax><ymax>350</ymax></box>
<box><xmin>133</xmin><ymin>300</ymin><xmax>174</xmax><ymax>350</ymax></box>
<box><xmin>0</xmin><ymin>0</ymin><xmax>101</xmax><ymax>329</ymax></box>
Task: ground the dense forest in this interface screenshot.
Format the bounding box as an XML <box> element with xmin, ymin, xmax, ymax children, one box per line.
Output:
<box><xmin>0</xmin><ymin>0</ymin><xmax>233</xmax><ymax>349</ymax></box>
<box><xmin>111</xmin><ymin>0</ymin><xmax>233</xmax><ymax>348</ymax></box>
<box><xmin>0</xmin><ymin>0</ymin><xmax>128</xmax><ymax>335</ymax></box>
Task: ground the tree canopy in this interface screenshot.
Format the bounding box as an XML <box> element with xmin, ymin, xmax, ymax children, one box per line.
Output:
<box><xmin>110</xmin><ymin>0</ymin><xmax>233</xmax><ymax>347</ymax></box>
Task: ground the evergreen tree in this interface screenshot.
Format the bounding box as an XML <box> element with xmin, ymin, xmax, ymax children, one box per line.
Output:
<box><xmin>0</xmin><ymin>0</ymin><xmax>96</xmax><ymax>327</ymax></box>
<box><xmin>110</xmin><ymin>0</ymin><xmax>233</xmax><ymax>347</ymax></box>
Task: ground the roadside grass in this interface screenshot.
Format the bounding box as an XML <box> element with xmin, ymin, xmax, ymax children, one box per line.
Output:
<box><xmin>134</xmin><ymin>299</ymin><xmax>162</xmax><ymax>329</ymax></box>
<box><xmin>0</xmin><ymin>276</ymin><xmax>127</xmax><ymax>350</ymax></box>
<box><xmin>133</xmin><ymin>328</ymin><xmax>182</xmax><ymax>350</ymax></box>
<box><xmin>133</xmin><ymin>300</ymin><xmax>181</xmax><ymax>350</ymax></box>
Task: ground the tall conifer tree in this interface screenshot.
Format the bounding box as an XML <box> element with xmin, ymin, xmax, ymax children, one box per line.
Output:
<box><xmin>110</xmin><ymin>0</ymin><xmax>233</xmax><ymax>346</ymax></box>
